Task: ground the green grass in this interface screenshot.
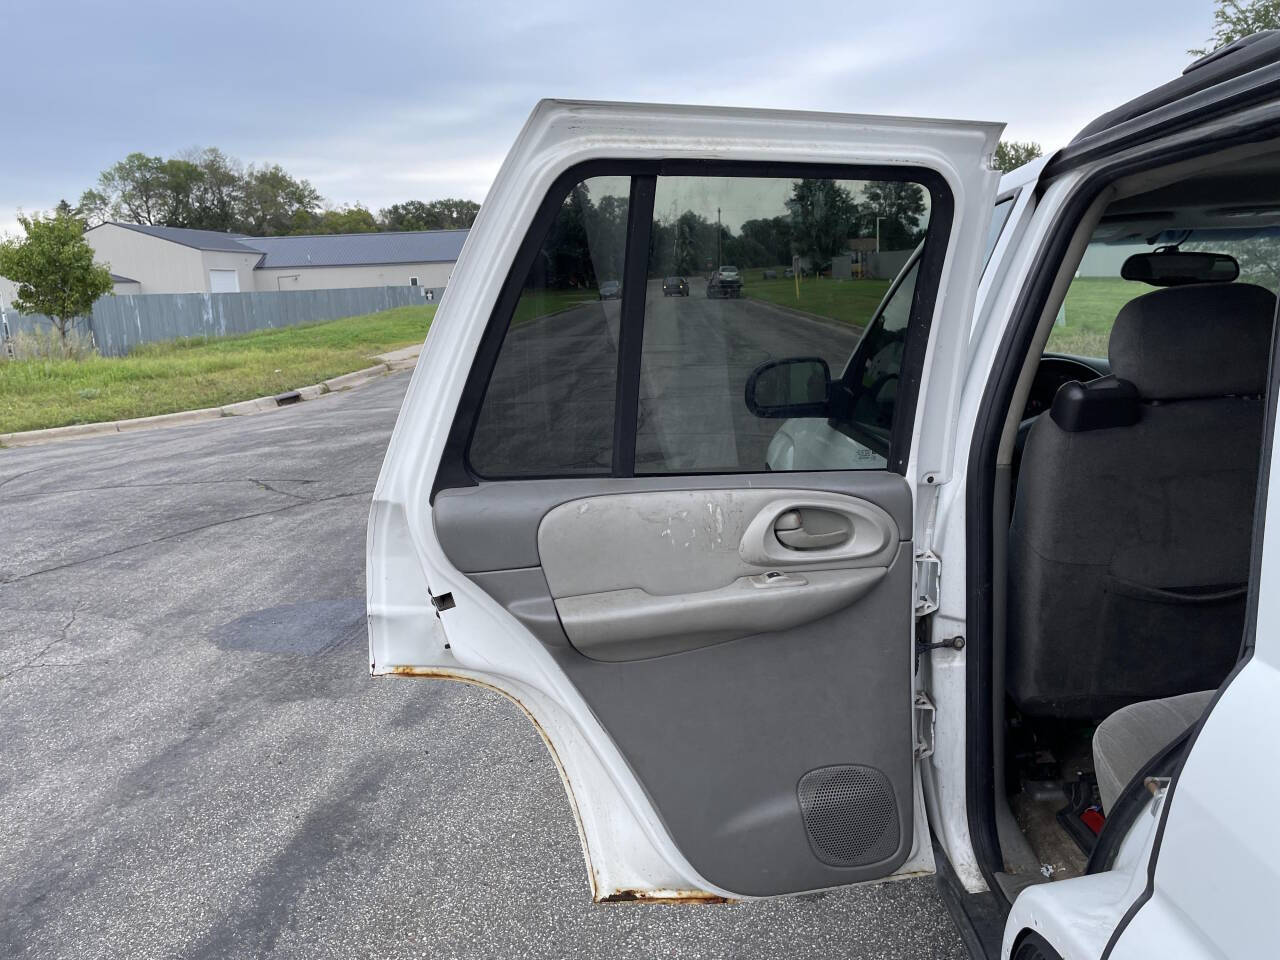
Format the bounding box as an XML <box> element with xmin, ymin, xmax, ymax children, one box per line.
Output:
<box><xmin>511</xmin><ymin>287</ymin><xmax>602</xmax><ymax>325</ymax></box>
<box><xmin>1047</xmin><ymin>277</ymin><xmax>1150</xmax><ymax>358</ymax></box>
<box><xmin>746</xmin><ymin>274</ymin><xmax>891</xmax><ymax>328</ymax></box>
<box><xmin>0</xmin><ymin>304</ymin><xmax>435</xmax><ymax>435</ymax></box>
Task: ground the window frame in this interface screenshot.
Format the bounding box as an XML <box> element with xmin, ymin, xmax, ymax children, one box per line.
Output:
<box><xmin>434</xmin><ymin>158</ymin><xmax>955</xmax><ymax>494</ymax></box>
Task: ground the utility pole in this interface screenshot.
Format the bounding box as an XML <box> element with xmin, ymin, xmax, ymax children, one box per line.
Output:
<box><xmin>717</xmin><ymin>206</ymin><xmax>722</xmax><ymax>269</ymax></box>
<box><xmin>876</xmin><ymin>216</ymin><xmax>886</xmax><ymax>253</ymax></box>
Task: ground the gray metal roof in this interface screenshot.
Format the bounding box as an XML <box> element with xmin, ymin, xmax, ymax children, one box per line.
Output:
<box><xmin>109</xmin><ymin>273</ymin><xmax>138</xmax><ymax>284</ymax></box>
<box><xmin>94</xmin><ymin>222</ymin><xmax>469</xmax><ymax>269</ymax></box>
<box><xmin>100</xmin><ymin>222</ymin><xmax>256</xmax><ymax>254</ymax></box>
<box><xmin>239</xmin><ymin>229</ymin><xmax>469</xmax><ymax>269</ymax></box>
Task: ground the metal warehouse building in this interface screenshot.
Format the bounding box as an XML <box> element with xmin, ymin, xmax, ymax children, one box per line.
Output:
<box><xmin>82</xmin><ymin>222</ymin><xmax>468</xmax><ymax>295</ymax></box>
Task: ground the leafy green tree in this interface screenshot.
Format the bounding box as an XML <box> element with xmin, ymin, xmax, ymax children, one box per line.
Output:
<box><xmin>236</xmin><ymin>164</ymin><xmax>323</xmax><ymax>236</ymax></box>
<box><xmin>1190</xmin><ymin>0</ymin><xmax>1280</xmax><ymax>55</ymax></box>
<box><xmin>993</xmin><ymin>140</ymin><xmax>1044</xmax><ymax>174</ymax></box>
<box><xmin>740</xmin><ymin>216</ymin><xmax>794</xmax><ymax>266</ymax></box>
<box><xmin>583</xmin><ymin>194</ymin><xmax>628</xmax><ymax>280</ymax></box>
<box><xmin>789</xmin><ymin>179</ymin><xmax>859</xmax><ymax>267</ymax></box>
<box><xmin>76</xmin><ymin>188</ymin><xmax>111</xmax><ymax>228</ymax></box>
<box><xmin>0</xmin><ymin>211</ymin><xmax>113</xmax><ymax>347</ymax></box>
<box><xmin>860</xmin><ymin>180</ymin><xmax>929</xmax><ymax>250</ymax></box>
<box><xmin>159</xmin><ymin>158</ymin><xmax>204</xmax><ymax>227</ymax></box>
<box><xmin>378</xmin><ymin>198</ymin><xmax>481</xmax><ymax>231</ymax></box>
<box><xmin>96</xmin><ymin>152</ymin><xmax>170</xmax><ymax>225</ymax></box>
<box><xmin>186</xmin><ymin>147</ymin><xmax>243</xmax><ymax>231</ymax></box>
<box><xmin>301</xmin><ymin>205</ymin><xmax>379</xmax><ymax>235</ymax></box>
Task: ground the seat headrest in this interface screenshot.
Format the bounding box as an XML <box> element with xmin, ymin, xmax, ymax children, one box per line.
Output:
<box><xmin>1109</xmin><ymin>283</ymin><xmax>1276</xmax><ymax>400</ymax></box>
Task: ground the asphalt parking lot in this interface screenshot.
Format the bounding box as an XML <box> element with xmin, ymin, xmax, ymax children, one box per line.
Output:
<box><xmin>0</xmin><ymin>371</ymin><xmax>966</xmax><ymax>959</ymax></box>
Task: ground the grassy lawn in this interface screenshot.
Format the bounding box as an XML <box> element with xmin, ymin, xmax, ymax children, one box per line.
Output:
<box><xmin>1047</xmin><ymin>276</ymin><xmax>1150</xmax><ymax>358</ymax></box>
<box><xmin>746</xmin><ymin>275</ymin><xmax>891</xmax><ymax>328</ymax></box>
<box><xmin>0</xmin><ymin>304</ymin><xmax>435</xmax><ymax>435</ymax></box>
<box><xmin>512</xmin><ymin>287</ymin><xmax>603</xmax><ymax>325</ymax></box>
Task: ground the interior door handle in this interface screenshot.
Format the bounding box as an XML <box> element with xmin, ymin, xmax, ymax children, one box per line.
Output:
<box><xmin>773</xmin><ymin>509</ymin><xmax>851</xmax><ymax>550</ymax></box>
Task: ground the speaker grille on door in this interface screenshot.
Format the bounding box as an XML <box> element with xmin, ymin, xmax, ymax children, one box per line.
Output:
<box><xmin>797</xmin><ymin>765</ymin><xmax>899</xmax><ymax>867</ymax></box>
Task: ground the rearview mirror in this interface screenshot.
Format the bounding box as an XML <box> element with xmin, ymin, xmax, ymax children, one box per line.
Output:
<box><xmin>745</xmin><ymin>357</ymin><xmax>831</xmax><ymax>418</ymax></box>
<box><xmin>1121</xmin><ymin>248</ymin><xmax>1239</xmax><ymax>286</ymax></box>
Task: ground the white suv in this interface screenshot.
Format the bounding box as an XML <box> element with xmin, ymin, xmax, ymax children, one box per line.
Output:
<box><xmin>368</xmin><ymin>31</ymin><xmax>1280</xmax><ymax>960</ymax></box>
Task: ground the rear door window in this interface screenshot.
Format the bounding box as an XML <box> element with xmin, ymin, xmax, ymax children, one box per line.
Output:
<box><xmin>463</xmin><ymin>165</ymin><xmax>946</xmax><ymax>479</ymax></box>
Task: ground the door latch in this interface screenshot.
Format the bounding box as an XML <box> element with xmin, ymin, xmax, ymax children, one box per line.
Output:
<box><xmin>913</xmin><ymin>691</ymin><xmax>936</xmax><ymax>760</ymax></box>
<box><xmin>913</xmin><ymin>551</ymin><xmax>940</xmax><ymax>617</ymax></box>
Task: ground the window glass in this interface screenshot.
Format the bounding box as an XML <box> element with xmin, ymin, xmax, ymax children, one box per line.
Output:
<box><xmin>468</xmin><ymin>176</ymin><xmax>629</xmax><ymax>477</ymax></box>
<box><xmin>636</xmin><ymin>174</ymin><xmax>932</xmax><ymax>473</ymax></box>
<box><xmin>1047</xmin><ymin>232</ymin><xmax>1280</xmax><ymax>360</ymax></box>
<box><xmin>983</xmin><ymin>197</ymin><xmax>1015</xmax><ymax>269</ymax></box>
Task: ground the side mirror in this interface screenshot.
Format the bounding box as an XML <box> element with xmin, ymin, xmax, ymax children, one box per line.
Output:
<box><xmin>745</xmin><ymin>357</ymin><xmax>831</xmax><ymax>418</ymax></box>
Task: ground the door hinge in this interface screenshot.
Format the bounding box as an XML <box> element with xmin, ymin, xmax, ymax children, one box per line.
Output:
<box><xmin>913</xmin><ymin>691</ymin><xmax>936</xmax><ymax>760</ymax></box>
<box><xmin>913</xmin><ymin>551</ymin><xmax>940</xmax><ymax>617</ymax></box>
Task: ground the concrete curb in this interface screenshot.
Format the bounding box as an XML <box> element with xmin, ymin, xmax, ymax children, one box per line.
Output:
<box><xmin>1</xmin><ymin>346</ymin><xmax>419</xmax><ymax>449</ymax></box>
<box><xmin>322</xmin><ymin>363</ymin><xmax>391</xmax><ymax>392</ymax></box>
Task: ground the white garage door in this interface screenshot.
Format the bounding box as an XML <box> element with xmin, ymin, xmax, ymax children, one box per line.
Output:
<box><xmin>209</xmin><ymin>269</ymin><xmax>240</xmax><ymax>293</ymax></box>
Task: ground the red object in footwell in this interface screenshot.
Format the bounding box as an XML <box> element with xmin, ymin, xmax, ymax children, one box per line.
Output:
<box><xmin>1081</xmin><ymin>806</ymin><xmax>1105</xmax><ymax>835</ymax></box>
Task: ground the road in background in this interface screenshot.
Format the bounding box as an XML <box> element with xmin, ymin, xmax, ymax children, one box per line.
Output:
<box><xmin>0</xmin><ymin>373</ymin><xmax>964</xmax><ymax>959</ymax></box>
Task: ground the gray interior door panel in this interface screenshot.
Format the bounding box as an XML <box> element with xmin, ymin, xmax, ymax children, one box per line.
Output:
<box><xmin>538</xmin><ymin>488</ymin><xmax>898</xmax><ymax>660</ymax></box>
<box><xmin>436</xmin><ymin>472</ymin><xmax>916</xmax><ymax>896</ymax></box>
<box><xmin>433</xmin><ymin>472</ymin><xmax>913</xmax><ymax>573</ymax></box>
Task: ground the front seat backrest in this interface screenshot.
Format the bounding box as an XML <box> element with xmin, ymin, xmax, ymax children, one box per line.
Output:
<box><xmin>1008</xmin><ymin>282</ymin><xmax>1275</xmax><ymax>720</ymax></box>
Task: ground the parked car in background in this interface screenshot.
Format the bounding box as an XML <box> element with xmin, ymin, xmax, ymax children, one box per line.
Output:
<box><xmin>598</xmin><ymin>279</ymin><xmax>621</xmax><ymax>300</ymax></box>
<box><xmin>706</xmin><ymin>265</ymin><xmax>742</xmax><ymax>298</ymax></box>
<box><xmin>662</xmin><ymin>276</ymin><xmax>690</xmax><ymax>296</ymax></box>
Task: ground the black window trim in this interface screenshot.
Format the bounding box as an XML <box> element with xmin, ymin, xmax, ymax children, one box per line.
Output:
<box><xmin>433</xmin><ymin>158</ymin><xmax>955</xmax><ymax>497</ymax></box>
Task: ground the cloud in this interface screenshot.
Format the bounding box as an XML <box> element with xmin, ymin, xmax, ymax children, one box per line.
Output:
<box><xmin>0</xmin><ymin>0</ymin><xmax>1213</xmax><ymax>233</ymax></box>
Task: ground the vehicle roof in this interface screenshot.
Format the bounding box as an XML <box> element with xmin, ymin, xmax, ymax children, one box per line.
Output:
<box><xmin>1073</xmin><ymin>31</ymin><xmax>1280</xmax><ymax>143</ymax></box>
<box><xmin>1044</xmin><ymin>31</ymin><xmax>1280</xmax><ymax>179</ymax></box>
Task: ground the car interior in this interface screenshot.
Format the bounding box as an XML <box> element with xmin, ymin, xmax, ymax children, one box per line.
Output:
<box><xmin>991</xmin><ymin>144</ymin><xmax>1280</xmax><ymax>892</ymax></box>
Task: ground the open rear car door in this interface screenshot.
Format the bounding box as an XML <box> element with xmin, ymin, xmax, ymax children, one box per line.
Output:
<box><xmin>369</xmin><ymin>100</ymin><xmax>1001</xmax><ymax>901</ymax></box>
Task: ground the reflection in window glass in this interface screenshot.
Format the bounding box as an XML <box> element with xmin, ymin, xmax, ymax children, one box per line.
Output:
<box><xmin>469</xmin><ymin>176</ymin><xmax>629</xmax><ymax>477</ymax></box>
<box><xmin>635</xmin><ymin>175</ymin><xmax>932</xmax><ymax>473</ymax></box>
<box><xmin>984</xmin><ymin>197</ymin><xmax>1015</xmax><ymax>268</ymax></box>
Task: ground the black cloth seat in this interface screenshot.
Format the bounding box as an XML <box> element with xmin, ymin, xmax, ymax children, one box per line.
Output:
<box><xmin>1008</xmin><ymin>282</ymin><xmax>1274</xmax><ymax>720</ymax></box>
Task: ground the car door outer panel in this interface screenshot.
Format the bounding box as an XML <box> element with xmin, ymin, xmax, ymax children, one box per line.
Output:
<box><xmin>435</xmin><ymin>474</ymin><xmax>915</xmax><ymax>896</ymax></box>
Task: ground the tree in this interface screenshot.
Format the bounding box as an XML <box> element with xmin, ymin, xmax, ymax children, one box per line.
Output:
<box><xmin>301</xmin><ymin>205</ymin><xmax>379</xmax><ymax>235</ymax></box>
<box><xmin>0</xmin><ymin>211</ymin><xmax>113</xmax><ymax>347</ymax></box>
<box><xmin>993</xmin><ymin>140</ymin><xmax>1044</xmax><ymax>174</ymax></box>
<box><xmin>789</xmin><ymin>179</ymin><xmax>859</xmax><ymax>267</ymax></box>
<box><xmin>378</xmin><ymin>198</ymin><xmax>480</xmax><ymax>231</ymax></box>
<box><xmin>76</xmin><ymin>188</ymin><xmax>111</xmax><ymax>228</ymax></box>
<box><xmin>96</xmin><ymin>152</ymin><xmax>169</xmax><ymax>225</ymax></box>
<box><xmin>185</xmin><ymin>147</ymin><xmax>243</xmax><ymax>232</ymax></box>
<box><xmin>236</xmin><ymin>164</ymin><xmax>322</xmax><ymax>236</ymax></box>
<box><xmin>1189</xmin><ymin>0</ymin><xmax>1280</xmax><ymax>56</ymax></box>
<box><xmin>740</xmin><ymin>216</ymin><xmax>794</xmax><ymax>266</ymax></box>
<box><xmin>860</xmin><ymin>180</ymin><xmax>929</xmax><ymax>250</ymax></box>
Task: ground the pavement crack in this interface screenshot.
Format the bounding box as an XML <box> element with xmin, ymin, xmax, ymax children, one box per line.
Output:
<box><xmin>0</xmin><ymin>467</ymin><xmax>42</xmax><ymax>490</ymax></box>
<box><xmin>0</xmin><ymin>604</ymin><xmax>80</xmax><ymax>681</ymax></box>
<box><xmin>248</xmin><ymin>478</ymin><xmax>314</xmax><ymax>501</ymax></box>
<box><xmin>0</xmin><ymin>477</ymin><xmax>324</xmax><ymax>503</ymax></box>
<box><xmin>0</xmin><ymin>490</ymin><xmax>370</xmax><ymax>587</ymax></box>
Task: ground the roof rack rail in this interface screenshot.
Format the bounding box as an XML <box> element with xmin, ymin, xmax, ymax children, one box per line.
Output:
<box><xmin>1184</xmin><ymin>30</ymin><xmax>1280</xmax><ymax>75</ymax></box>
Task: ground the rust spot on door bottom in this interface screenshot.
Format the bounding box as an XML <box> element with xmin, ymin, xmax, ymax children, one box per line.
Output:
<box><xmin>597</xmin><ymin>889</ymin><xmax>732</xmax><ymax>905</ymax></box>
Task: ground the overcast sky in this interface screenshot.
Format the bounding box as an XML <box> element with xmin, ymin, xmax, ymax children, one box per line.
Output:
<box><xmin>1</xmin><ymin>0</ymin><xmax>1218</xmax><ymax>237</ymax></box>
